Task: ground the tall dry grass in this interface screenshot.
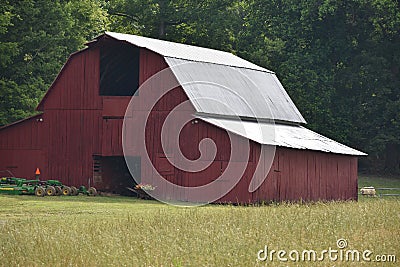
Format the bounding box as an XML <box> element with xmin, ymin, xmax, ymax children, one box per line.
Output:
<box><xmin>0</xmin><ymin>194</ymin><xmax>399</xmax><ymax>266</ymax></box>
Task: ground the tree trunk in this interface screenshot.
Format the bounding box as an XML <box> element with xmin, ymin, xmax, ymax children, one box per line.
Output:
<box><xmin>159</xmin><ymin>20</ymin><xmax>166</xmax><ymax>39</ymax></box>
<box><xmin>158</xmin><ymin>0</ymin><xmax>166</xmax><ymax>39</ymax></box>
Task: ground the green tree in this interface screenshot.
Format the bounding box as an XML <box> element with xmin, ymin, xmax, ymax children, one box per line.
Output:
<box><xmin>248</xmin><ymin>0</ymin><xmax>400</xmax><ymax>173</ymax></box>
<box><xmin>106</xmin><ymin>0</ymin><xmax>246</xmax><ymax>51</ymax></box>
<box><xmin>0</xmin><ymin>0</ymin><xmax>109</xmax><ymax>125</ymax></box>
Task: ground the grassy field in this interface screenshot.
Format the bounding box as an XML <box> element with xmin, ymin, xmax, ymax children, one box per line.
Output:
<box><xmin>0</xmin><ymin>176</ymin><xmax>399</xmax><ymax>266</ymax></box>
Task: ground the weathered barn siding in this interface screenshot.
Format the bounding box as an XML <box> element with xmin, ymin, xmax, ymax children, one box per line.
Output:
<box><xmin>43</xmin><ymin>109</ymin><xmax>102</xmax><ymax>186</ymax></box>
<box><xmin>143</xmin><ymin>111</ymin><xmax>358</xmax><ymax>203</ymax></box>
<box><xmin>37</xmin><ymin>49</ymin><xmax>102</xmax><ymax>111</ymax></box>
<box><xmin>35</xmin><ymin>48</ymin><xmax>103</xmax><ymax>186</ymax></box>
<box><xmin>0</xmin><ymin>115</ymin><xmax>43</xmax><ymax>149</ymax></box>
<box><xmin>251</xmin><ymin>148</ymin><xmax>358</xmax><ymax>202</ymax></box>
<box><xmin>0</xmin><ymin>115</ymin><xmax>46</xmax><ymax>179</ymax></box>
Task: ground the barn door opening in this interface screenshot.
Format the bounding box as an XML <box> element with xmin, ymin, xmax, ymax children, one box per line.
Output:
<box><xmin>92</xmin><ymin>155</ymin><xmax>141</xmax><ymax>195</ymax></box>
<box><xmin>99</xmin><ymin>42</ymin><xmax>140</xmax><ymax>96</ymax></box>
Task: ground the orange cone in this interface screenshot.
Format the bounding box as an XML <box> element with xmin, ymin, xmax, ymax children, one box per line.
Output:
<box><xmin>35</xmin><ymin>168</ymin><xmax>41</xmax><ymax>175</ymax></box>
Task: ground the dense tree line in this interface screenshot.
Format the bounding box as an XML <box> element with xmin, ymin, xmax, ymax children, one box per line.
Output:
<box><xmin>0</xmin><ymin>0</ymin><xmax>399</xmax><ymax>173</ymax></box>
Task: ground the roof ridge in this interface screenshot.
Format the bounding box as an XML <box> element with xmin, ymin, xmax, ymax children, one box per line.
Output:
<box><xmin>105</xmin><ymin>31</ymin><xmax>236</xmax><ymax>55</ymax></box>
<box><xmin>102</xmin><ymin>32</ymin><xmax>270</xmax><ymax>72</ymax></box>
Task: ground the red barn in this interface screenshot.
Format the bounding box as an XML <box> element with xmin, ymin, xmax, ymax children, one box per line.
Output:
<box><xmin>0</xmin><ymin>32</ymin><xmax>365</xmax><ymax>203</ymax></box>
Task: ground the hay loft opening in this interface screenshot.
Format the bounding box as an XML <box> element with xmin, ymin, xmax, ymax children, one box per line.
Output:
<box><xmin>100</xmin><ymin>43</ymin><xmax>140</xmax><ymax>96</ymax></box>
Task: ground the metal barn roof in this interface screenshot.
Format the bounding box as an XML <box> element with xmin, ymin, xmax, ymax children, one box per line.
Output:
<box><xmin>166</xmin><ymin>58</ymin><xmax>306</xmax><ymax>123</ymax></box>
<box><xmin>198</xmin><ymin>115</ymin><xmax>366</xmax><ymax>156</ymax></box>
<box><xmin>104</xmin><ymin>32</ymin><xmax>306</xmax><ymax>124</ymax></box>
<box><xmin>104</xmin><ymin>32</ymin><xmax>268</xmax><ymax>71</ymax></box>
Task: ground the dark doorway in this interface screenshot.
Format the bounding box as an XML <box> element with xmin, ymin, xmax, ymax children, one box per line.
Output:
<box><xmin>100</xmin><ymin>43</ymin><xmax>140</xmax><ymax>96</ymax></box>
<box><xmin>93</xmin><ymin>156</ymin><xmax>141</xmax><ymax>195</ymax></box>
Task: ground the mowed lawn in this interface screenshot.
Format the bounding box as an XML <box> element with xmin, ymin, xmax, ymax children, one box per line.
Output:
<box><xmin>0</xmin><ymin>176</ymin><xmax>399</xmax><ymax>266</ymax></box>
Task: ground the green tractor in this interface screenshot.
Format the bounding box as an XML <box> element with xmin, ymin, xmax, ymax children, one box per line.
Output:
<box><xmin>0</xmin><ymin>177</ymin><xmax>97</xmax><ymax>197</ymax></box>
<box><xmin>45</xmin><ymin>180</ymin><xmax>97</xmax><ymax>196</ymax></box>
<box><xmin>0</xmin><ymin>177</ymin><xmax>46</xmax><ymax>196</ymax></box>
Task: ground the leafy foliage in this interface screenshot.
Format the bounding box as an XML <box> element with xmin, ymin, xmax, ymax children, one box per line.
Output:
<box><xmin>0</xmin><ymin>0</ymin><xmax>108</xmax><ymax>125</ymax></box>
